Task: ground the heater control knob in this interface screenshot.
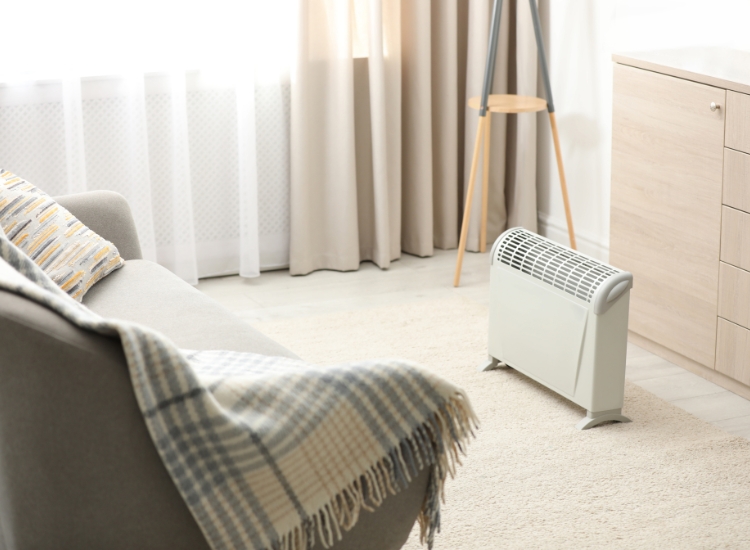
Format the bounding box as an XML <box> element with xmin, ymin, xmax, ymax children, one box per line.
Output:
<box><xmin>710</xmin><ymin>102</ymin><xmax>720</xmax><ymax>112</ymax></box>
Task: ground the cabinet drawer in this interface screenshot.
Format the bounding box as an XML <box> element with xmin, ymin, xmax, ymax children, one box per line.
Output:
<box><xmin>723</xmin><ymin>148</ymin><xmax>750</xmax><ymax>213</ymax></box>
<box><xmin>721</xmin><ymin>206</ymin><xmax>750</xmax><ymax>271</ymax></box>
<box><xmin>718</xmin><ymin>262</ymin><xmax>750</xmax><ymax>329</ymax></box>
<box><xmin>726</xmin><ymin>91</ymin><xmax>750</xmax><ymax>154</ymax></box>
<box><xmin>716</xmin><ymin>318</ymin><xmax>750</xmax><ymax>385</ymax></box>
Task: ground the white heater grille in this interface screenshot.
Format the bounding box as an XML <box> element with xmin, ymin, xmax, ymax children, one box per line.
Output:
<box><xmin>495</xmin><ymin>228</ymin><xmax>619</xmax><ymax>303</ymax></box>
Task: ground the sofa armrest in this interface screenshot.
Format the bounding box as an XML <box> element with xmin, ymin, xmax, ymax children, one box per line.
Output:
<box><xmin>54</xmin><ymin>191</ymin><xmax>143</xmax><ymax>260</ymax></box>
<box><xmin>0</xmin><ymin>290</ymin><xmax>210</xmax><ymax>549</ymax></box>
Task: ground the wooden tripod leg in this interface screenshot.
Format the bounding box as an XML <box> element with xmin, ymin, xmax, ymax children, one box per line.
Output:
<box><xmin>454</xmin><ymin>116</ymin><xmax>487</xmax><ymax>287</ymax></box>
<box><xmin>548</xmin><ymin>111</ymin><xmax>576</xmax><ymax>250</ymax></box>
<box><xmin>479</xmin><ymin>115</ymin><xmax>491</xmax><ymax>253</ymax></box>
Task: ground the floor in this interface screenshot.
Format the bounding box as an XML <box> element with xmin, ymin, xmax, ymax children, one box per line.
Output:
<box><xmin>197</xmin><ymin>248</ymin><xmax>750</xmax><ymax>440</ymax></box>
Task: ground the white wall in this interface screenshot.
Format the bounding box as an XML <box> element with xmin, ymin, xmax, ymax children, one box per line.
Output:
<box><xmin>537</xmin><ymin>0</ymin><xmax>750</xmax><ymax>261</ymax></box>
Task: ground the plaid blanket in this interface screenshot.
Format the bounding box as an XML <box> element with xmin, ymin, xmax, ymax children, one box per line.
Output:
<box><xmin>0</xmin><ymin>233</ymin><xmax>476</xmax><ymax>550</ymax></box>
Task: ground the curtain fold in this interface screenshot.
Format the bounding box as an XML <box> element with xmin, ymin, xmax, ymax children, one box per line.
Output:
<box><xmin>106</xmin><ymin>73</ymin><xmax>159</xmax><ymax>263</ymax></box>
<box><xmin>165</xmin><ymin>72</ymin><xmax>199</xmax><ymax>283</ymax></box>
<box><xmin>430</xmin><ymin>0</ymin><xmax>460</xmax><ymax>251</ymax></box>
<box><xmin>366</xmin><ymin>0</ymin><xmax>402</xmax><ymax>267</ymax></box>
<box><xmin>291</xmin><ymin>0</ymin><xmax>541</xmax><ymax>274</ymax></box>
<box><xmin>61</xmin><ymin>77</ymin><xmax>88</xmax><ymax>195</ymax></box>
<box><xmin>237</xmin><ymin>72</ymin><xmax>261</xmax><ymax>279</ymax></box>
<box><xmin>291</xmin><ymin>0</ymin><xmax>361</xmax><ymax>275</ymax></box>
<box><xmin>400</xmin><ymin>0</ymin><xmax>433</xmax><ymax>258</ymax></box>
<box><xmin>502</xmin><ymin>0</ymin><xmax>539</xmax><ymax>234</ymax></box>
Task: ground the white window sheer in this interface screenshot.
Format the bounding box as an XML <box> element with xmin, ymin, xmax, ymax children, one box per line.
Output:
<box><xmin>0</xmin><ymin>1</ymin><xmax>293</xmax><ymax>283</ymax></box>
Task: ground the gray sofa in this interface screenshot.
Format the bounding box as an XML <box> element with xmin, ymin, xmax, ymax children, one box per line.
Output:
<box><xmin>0</xmin><ymin>191</ymin><xmax>428</xmax><ymax>550</ymax></box>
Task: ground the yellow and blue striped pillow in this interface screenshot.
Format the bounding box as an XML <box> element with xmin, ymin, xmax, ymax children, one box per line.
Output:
<box><xmin>0</xmin><ymin>170</ymin><xmax>124</xmax><ymax>301</ymax></box>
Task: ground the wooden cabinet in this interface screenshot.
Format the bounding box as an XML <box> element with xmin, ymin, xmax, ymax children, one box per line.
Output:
<box><xmin>611</xmin><ymin>49</ymin><xmax>750</xmax><ymax>399</ymax></box>
<box><xmin>610</xmin><ymin>64</ymin><xmax>725</xmax><ymax>369</ymax></box>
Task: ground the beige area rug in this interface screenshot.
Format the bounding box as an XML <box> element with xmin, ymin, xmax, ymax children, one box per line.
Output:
<box><xmin>254</xmin><ymin>296</ymin><xmax>750</xmax><ymax>549</ymax></box>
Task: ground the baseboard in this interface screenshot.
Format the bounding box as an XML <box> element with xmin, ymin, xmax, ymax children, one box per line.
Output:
<box><xmin>629</xmin><ymin>331</ymin><xmax>750</xmax><ymax>402</ymax></box>
<box><xmin>537</xmin><ymin>213</ymin><xmax>609</xmax><ymax>262</ymax></box>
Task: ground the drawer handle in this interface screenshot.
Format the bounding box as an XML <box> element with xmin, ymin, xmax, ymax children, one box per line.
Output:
<box><xmin>710</xmin><ymin>101</ymin><xmax>721</xmax><ymax>112</ymax></box>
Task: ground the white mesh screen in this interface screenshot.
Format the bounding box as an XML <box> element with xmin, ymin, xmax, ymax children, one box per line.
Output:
<box><xmin>0</xmin><ymin>74</ymin><xmax>291</xmax><ymax>278</ymax></box>
<box><xmin>0</xmin><ymin>101</ymin><xmax>67</xmax><ymax>195</ymax></box>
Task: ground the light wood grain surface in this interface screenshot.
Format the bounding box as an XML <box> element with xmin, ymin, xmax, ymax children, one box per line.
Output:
<box><xmin>613</xmin><ymin>48</ymin><xmax>750</xmax><ymax>95</ymax></box>
<box><xmin>720</xmin><ymin>206</ymin><xmax>750</xmax><ymax>272</ymax></box>
<box><xmin>718</xmin><ymin>262</ymin><xmax>750</xmax><ymax>330</ymax></box>
<box><xmin>716</xmin><ymin>318</ymin><xmax>750</xmax><ymax>386</ymax></box>
<box><xmin>723</xmin><ymin>147</ymin><xmax>750</xmax><ymax>213</ymax></box>
<box><xmin>726</xmin><ymin>91</ymin><xmax>750</xmax><ymax>154</ymax></box>
<box><xmin>610</xmin><ymin>64</ymin><xmax>725</xmax><ymax>368</ymax></box>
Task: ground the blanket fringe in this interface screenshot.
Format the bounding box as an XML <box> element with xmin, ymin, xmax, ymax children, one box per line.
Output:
<box><xmin>274</xmin><ymin>391</ymin><xmax>477</xmax><ymax>550</ymax></box>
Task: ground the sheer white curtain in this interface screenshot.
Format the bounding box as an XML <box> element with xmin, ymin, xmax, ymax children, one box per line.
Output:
<box><xmin>0</xmin><ymin>1</ymin><xmax>292</xmax><ymax>283</ymax></box>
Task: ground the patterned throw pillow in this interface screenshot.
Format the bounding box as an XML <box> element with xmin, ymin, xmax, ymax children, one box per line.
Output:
<box><xmin>0</xmin><ymin>169</ymin><xmax>124</xmax><ymax>301</ymax></box>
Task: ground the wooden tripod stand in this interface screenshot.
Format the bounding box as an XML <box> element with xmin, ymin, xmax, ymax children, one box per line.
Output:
<box><xmin>453</xmin><ymin>0</ymin><xmax>576</xmax><ymax>287</ymax></box>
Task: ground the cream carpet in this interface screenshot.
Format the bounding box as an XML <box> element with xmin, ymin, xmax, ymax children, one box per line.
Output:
<box><xmin>255</xmin><ymin>296</ymin><xmax>750</xmax><ymax>549</ymax></box>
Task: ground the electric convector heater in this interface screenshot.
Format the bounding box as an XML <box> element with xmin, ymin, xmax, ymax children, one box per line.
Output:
<box><xmin>481</xmin><ymin>228</ymin><xmax>633</xmax><ymax>430</ymax></box>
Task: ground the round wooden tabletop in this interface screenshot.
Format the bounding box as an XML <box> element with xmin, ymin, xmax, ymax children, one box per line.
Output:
<box><xmin>468</xmin><ymin>94</ymin><xmax>547</xmax><ymax>113</ymax></box>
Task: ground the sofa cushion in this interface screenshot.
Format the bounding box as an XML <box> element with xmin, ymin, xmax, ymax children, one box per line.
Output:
<box><xmin>0</xmin><ymin>170</ymin><xmax>124</xmax><ymax>300</ymax></box>
<box><xmin>83</xmin><ymin>259</ymin><xmax>297</xmax><ymax>359</ymax></box>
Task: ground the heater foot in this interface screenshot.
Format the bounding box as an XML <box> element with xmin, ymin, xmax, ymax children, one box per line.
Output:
<box><xmin>576</xmin><ymin>409</ymin><xmax>631</xmax><ymax>430</ymax></box>
<box><xmin>478</xmin><ymin>356</ymin><xmax>507</xmax><ymax>372</ymax></box>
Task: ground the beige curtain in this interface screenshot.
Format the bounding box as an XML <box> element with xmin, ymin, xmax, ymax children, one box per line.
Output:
<box><xmin>290</xmin><ymin>0</ymin><xmax>539</xmax><ymax>275</ymax></box>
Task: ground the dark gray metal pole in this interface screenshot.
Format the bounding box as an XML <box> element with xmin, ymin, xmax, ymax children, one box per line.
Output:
<box><xmin>528</xmin><ymin>0</ymin><xmax>555</xmax><ymax>113</ymax></box>
<box><xmin>480</xmin><ymin>0</ymin><xmax>504</xmax><ymax>117</ymax></box>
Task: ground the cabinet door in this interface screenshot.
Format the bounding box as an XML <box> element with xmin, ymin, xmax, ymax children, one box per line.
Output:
<box><xmin>610</xmin><ymin>64</ymin><xmax>725</xmax><ymax>368</ymax></box>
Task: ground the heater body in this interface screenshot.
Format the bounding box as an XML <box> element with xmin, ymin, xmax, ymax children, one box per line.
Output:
<box><xmin>485</xmin><ymin>228</ymin><xmax>633</xmax><ymax>430</ymax></box>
